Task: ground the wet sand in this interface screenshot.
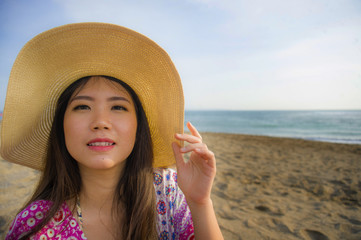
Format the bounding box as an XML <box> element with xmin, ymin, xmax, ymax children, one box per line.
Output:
<box><xmin>1</xmin><ymin>132</ymin><xmax>361</xmax><ymax>239</ymax></box>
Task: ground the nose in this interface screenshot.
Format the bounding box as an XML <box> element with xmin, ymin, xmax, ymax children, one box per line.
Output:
<box><xmin>90</xmin><ymin>110</ymin><xmax>112</xmax><ymax>130</ymax></box>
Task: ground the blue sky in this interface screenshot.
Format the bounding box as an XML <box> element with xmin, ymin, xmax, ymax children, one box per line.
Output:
<box><xmin>1</xmin><ymin>0</ymin><xmax>361</xmax><ymax>110</ymax></box>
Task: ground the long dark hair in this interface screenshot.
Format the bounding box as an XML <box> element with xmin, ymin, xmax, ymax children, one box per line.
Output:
<box><xmin>19</xmin><ymin>76</ymin><xmax>157</xmax><ymax>239</ymax></box>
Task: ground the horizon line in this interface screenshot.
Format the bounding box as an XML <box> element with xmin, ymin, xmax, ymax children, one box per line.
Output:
<box><xmin>1</xmin><ymin>109</ymin><xmax>361</xmax><ymax>114</ymax></box>
<box><xmin>185</xmin><ymin>109</ymin><xmax>361</xmax><ymax>111</ymax></box>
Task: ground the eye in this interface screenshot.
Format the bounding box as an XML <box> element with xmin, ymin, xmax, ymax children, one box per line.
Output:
<box><xmin>112</xmin><ymin>105</ymin><xmax>128</xmax><ymax>111</ymax></box>
<box><xmin>73</xmin><ymin>105</ymin><xmax>90</xmax><ymax>111</ymax></box>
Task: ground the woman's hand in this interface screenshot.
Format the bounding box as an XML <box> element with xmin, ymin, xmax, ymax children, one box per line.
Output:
<box><xmin>172</xmin><ymin>122</ymin><xmax>224</xmax><ymax>239</ymax></box>
<box><xmin>172</xmin><ymin>122</ymin><xmax>216</xmax><ymax>205</ymax></box>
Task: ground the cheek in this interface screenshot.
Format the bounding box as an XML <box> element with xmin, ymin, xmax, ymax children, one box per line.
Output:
<box><xmin>63</xmin><ymin>113</ymin><xmax>83</xmax><ymax>150</ymax></box>
<box><xmin>117</xmin><ymin>116</ymin><xmax>138</xmax><ymax>147</ymax></box>
<box><xmin>130</xmin><ymin>118</ymin><xmax>138</xmax><ymax>145</ymax></box>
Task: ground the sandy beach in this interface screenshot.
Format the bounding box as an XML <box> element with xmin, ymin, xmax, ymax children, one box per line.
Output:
<box><xmin>1</xmin><ymin>132</ymin><xmax>360</xmax><ymax>239</ymax></box>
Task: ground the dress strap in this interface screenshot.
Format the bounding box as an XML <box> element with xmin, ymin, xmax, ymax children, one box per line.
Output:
<box><xmin>76</xmin><ymin>195</ymin><xmax>83</xmax><ymax>230</ymax></box>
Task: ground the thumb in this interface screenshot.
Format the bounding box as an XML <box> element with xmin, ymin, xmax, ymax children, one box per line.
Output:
<box><xmin>172</xmin><ymin>142</ymin><xmax>185</xmax><ymax>169</ymax></box>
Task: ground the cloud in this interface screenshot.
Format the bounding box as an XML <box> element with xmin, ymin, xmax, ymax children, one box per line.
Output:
<box><xmin>179</xmin><ymin>17</ymin><xmax>361</xmax><ymax>110</ymax></box>
<box><xmin>1</xmin><ymin>0</ymin><xmax>360</xmax><ymax>110</ymax></box>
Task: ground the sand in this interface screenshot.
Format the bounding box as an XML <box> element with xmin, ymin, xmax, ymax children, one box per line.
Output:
<box><xmin>1</xmin><ymin>132</ymin><xmax>361</xmax><ymax>239</ymax></box>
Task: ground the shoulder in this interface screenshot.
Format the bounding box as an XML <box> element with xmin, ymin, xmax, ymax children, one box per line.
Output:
<box><xmin>153</xmin><ymin>167</ymin><xmax>190</xmax><ymax>217</ymax></box>
<box><xmin>6</xmin><ymin>200</ymin><xmax>52</xmax><ymax>239</ymax></box>
<box><xmin>153</xmin><ymin>167</ymin><xmax>180</xmax><ymax>208</ymax></box>
<box><xmin>5</xmin><ymin>200</ymin><xmax>74</xmax><ymax>240</ymax></box>
<box><xmin>153</xmin><ymin>167</ymin><xmax>178</xmax><ymax>187</ymax></box>
<box><xmin>153</xmin><ymin>168</ymin><xmax>195</xmax><ymax>238</ymax></box>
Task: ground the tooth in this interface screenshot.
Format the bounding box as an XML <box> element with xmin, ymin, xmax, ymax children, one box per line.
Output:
<box><xmin>88</xmin><ymin>142</ymin><xmax>113</xmax><ymax>146</ymax></box>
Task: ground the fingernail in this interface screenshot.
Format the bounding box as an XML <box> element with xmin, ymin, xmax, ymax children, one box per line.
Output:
<box><xmin>180</xmin><ymin>147</ymin><xmax>186</xmax><ymax>152</ymax></box>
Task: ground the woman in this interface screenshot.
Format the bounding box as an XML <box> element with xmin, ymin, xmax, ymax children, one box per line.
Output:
<box><xmin>2</xmin><ymin>23</ymin><xmax>223</xmax><ymax>240</ymax></box>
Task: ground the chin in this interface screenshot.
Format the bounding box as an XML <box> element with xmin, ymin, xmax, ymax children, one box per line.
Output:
<box><xmin>95</xmin><ymin>159</ymin><xmax>126</xmax><ymax>170</ymax></box>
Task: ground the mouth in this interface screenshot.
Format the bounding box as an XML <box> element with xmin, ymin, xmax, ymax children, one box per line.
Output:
<box><xmin>87</xmin><ymin>142</ymin><xmax>115</xmax><ymax>146</ymax></box>
<box><xmin>87</xmin><ymin>138</ymin><xmax>115</xmax><ymax>151</ymax></box>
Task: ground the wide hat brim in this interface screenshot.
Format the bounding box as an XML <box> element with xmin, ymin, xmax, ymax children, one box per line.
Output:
<box><xmin>1</xmin><ymin>22</ymin><xmax>184</xmax><ymax>170</ymax></box>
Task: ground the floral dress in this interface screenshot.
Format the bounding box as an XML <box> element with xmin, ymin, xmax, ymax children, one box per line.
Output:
<box><xmin>5</xmin><ymin>168</ymin><xmax>194</xmax><ymax>240</ymax></box>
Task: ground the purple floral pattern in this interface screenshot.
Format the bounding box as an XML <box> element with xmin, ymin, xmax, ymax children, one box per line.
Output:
<box><xmin>153</xmin><ymin>168</ymin><xmax>194</xmax><ymax>240</ymax></box>
<box><xmin>6</xmin><ymin>168</ymin><xmax>194</xmax><ymax>240</ymax></box>
<box><xmin>5</xmin><ymin>200</ymin><xmax>85</xmax><ymax>240</ymax></box>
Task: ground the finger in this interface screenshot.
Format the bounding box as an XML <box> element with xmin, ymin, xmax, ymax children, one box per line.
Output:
<box><xmin>175</xmin><ymin>133</ymin><xmax>202</xmax><ymax>144</ymax></box>
<box><xmin>195</xmin><ymin>148</ymin><xmax>216</xmax><ymax>167</ymax></box>
<box><xmin>180</xmin><ymin>142</ymin><xmax>207</xmax><ymax>154</ymax></box>
<box><xmin>172</xmin><ymin>142</ymin><xmax>186</xmax><ymax>169</ymax></box>
<box><xmin>187</xmin><ymin>122</ymin><xmax>202</xmax><ymax>140</ymax></box>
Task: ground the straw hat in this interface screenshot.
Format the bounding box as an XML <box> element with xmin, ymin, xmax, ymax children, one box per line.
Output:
<box><xmin>0</xmin><ymin>22</ymin><xmax>184</xmax><ymax>170</ymax></box>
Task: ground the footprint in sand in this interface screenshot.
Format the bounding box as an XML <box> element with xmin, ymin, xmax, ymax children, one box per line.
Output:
<box><xmin>301</xmin><ymin>229</ymin><xmax>329</xmax><ymax>240</ymax></box>
<box><xmin>338</xmin><ymin>214</ymin><xmax>361</xmax><ymax>225</ymax></box>
<box><xmin>254</xmin><ymin>205</ymin><xmax>284</xmax><ymax>216</ymax></box>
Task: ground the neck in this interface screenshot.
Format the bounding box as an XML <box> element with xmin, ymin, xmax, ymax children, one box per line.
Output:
<box><xmin>75</xmin><ymin>164</ymin><xmax>125</xmax><ymax>239</ymax></box>
<box><xmin>78</xmin><ymin>164</ymin><xmax>124</xmax><ymax>211</ymax></box>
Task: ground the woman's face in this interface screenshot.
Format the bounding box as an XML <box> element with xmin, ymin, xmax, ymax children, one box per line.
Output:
<box><xmin>63</xmin><ymin>76</ymin><xmax>137</xmax><ymax>172</ymax></box>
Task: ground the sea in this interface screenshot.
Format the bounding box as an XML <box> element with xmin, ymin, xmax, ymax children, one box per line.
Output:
<box><xmin>184</xmin><ymin>110</ymin><xmax>361</xmax><ymax>145</ymax></box>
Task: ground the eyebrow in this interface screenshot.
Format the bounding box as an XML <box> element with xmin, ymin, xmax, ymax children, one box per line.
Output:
<box><xmin>70</xmin><ymin>95</ymin><xmax>131</xmax><ymax>103</ymax></box>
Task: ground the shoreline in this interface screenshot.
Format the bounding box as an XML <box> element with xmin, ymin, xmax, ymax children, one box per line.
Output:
<box><xmin>1</xmin><ymin>132</ymin><xmax>361</xmax><ymax>239</ymax></box>
<box><xmin>200</xmin><ymin>131</ymin><xmax>361</xmax><ymax>146</ymax></box>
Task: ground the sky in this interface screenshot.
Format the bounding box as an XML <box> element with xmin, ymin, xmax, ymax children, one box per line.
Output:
<box><xmin>0</xmin><ymin>0</ymin><xmax>360</xmax><ymax>110</ymax></box>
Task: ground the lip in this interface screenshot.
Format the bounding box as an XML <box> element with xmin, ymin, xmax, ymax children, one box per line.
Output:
<box><xmin>87</xmin><ymin>138</ymin><xmax>115</xmax><ymax>152</ymax></box>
